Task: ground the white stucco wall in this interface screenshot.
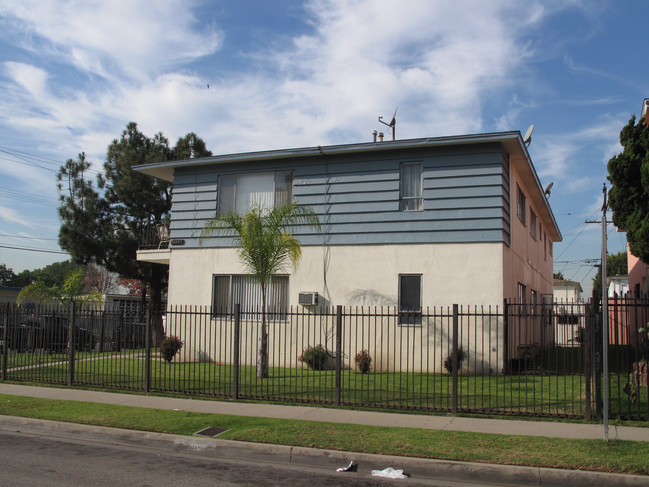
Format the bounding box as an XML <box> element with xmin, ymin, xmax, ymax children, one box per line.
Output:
<box><xmin>166</xmin><ymin>242</ymin><xmax>506</xmax><ymax>309</ymax></box>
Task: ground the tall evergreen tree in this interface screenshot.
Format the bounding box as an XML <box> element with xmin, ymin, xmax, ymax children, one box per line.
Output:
<box><xmin>58</xmin><ymin>122</ymin><xmax>212</xmax><ymax>339</ymax></box>
<box><xmin>608</xmin><ymin>114</ymin><xmax>649</xmax><ymax>264</ymax></box>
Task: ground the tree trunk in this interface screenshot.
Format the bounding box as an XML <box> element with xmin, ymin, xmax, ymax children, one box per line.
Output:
<box><xmin>257</xmin><ymin>285</ymin><xmax>269</xmax><ymax>378</ymax></box>
<box><xmin>149</xmin><ymin>264</ymin><xmax>165</xmax><ymax>346</ymax></box>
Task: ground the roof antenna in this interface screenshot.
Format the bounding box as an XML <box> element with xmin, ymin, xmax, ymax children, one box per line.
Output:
<box><xmin>379</xmin><ymin>107</ymin><xmax>398</xmax><ymax>141</ymax></box>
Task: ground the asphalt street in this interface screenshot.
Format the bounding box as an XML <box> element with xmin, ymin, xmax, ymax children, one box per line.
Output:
<box><xmin>1</xmin><ymin>428</ymin><xmax>493</xmax><ymax>487</ymax></box>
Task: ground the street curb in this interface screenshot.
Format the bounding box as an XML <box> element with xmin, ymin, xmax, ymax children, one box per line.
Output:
<box><xmin>1</xmin><ymin>415</ymin><xmax>647</xmax><ymax>486</ymax></box>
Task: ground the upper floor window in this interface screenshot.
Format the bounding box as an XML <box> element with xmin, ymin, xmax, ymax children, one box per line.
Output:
<box><xmin>517</xmin><ymin>185</ymin><xmax>526</xmax><ymax>225</ymax></box>
<box><xmin>543</xmin><ymin>231</ymin><xmax>547</xmax><ymax>261</ymax></box>
<box><xmin>218</xmin><ymin>171</ymin><xmax>292</xmax><ymax>215</ymax></box>
<box><xmin>530</xmin><ymin>209</ymin><xmax>537</xmax><ymax>240</ymax></box>
<box><xmin>400</xmin><ymin>162</ymin><xmax>423</xmax><ymax>211</ymax></box>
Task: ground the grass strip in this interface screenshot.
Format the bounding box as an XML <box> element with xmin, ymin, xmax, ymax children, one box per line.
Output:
<box><xmin>1</xmin><ymin>393</ymin><xmax>648</xmax><ymax>476</ymax></box>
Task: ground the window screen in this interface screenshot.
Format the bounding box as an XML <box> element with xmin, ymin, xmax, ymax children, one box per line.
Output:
<box><xmin>399</xmin><ymin>274</ymin><xmax>422</xmax><ymax>325</ymax></box>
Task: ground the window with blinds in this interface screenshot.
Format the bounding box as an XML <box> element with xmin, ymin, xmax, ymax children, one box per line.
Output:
<box><xmin>212</xmin><ymin>274</ymin><xmax>288</xmax><ymax>320</ymax></box>
<box><xmin>217</xmin><ymin>171</ymin><xmax>292</xmax><ymax>215</ymax></box>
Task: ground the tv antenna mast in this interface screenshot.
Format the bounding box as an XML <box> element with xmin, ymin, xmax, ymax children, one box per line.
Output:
<box><xmin>379</xmin><ymin>107</ymin><xmax>398</xmax><ymax>141</ymax></box>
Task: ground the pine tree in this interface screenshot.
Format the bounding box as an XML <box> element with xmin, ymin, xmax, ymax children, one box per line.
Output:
<box><xmin>58</xmin><ymin>122</ymin><xmax>212</xmax><ymax>340</ymax></box>
<box><xmin>608</xmin><ymin>114</ymin><xmax>649</xmax><ymax>264</ymax></box>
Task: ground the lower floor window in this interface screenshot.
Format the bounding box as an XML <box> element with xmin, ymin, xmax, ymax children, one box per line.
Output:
<box><xmin>212</xmin><ymin>274</ymin><xmax>288</xmax><ymax>320</ymax></box>
<box><xmin>399</xmin><ymin>274</ymin><xmax>422</xmax><ymax>325</ymax></box>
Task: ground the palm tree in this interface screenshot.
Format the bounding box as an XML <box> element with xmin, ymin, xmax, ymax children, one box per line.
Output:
<box><xmin>201</xmin><ymin>202</ymin><xmax>320</xmax><ymax>378</ymax></box>
<box><xmin>17</xmin><ymin>268</ymin><xmax>104</xmax><ymax>351</ymax></box>
<box><xmin>17</xmin><ymin>268</ymin><xmax>103</xmax><ymax>310</ymax></box>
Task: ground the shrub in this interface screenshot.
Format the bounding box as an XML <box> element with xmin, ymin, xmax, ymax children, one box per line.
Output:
<box><xmin>354</xmin><ymin>349</ymin><xmax>372</xmax><ymax>374</ymax></box>
<box><xmin>443</xmin><ymin>347</ymin><xmax>467</xmax><ymax>374</ymax></box>
<box><xmin>160</xmin><ymin>335</ymin><xmax>183</xmax><ymax>363</ymax></box>
<box><xmin>298</xmin><ymin>344</ymin><xmax>331</xmax><ymax>370</ymax></box>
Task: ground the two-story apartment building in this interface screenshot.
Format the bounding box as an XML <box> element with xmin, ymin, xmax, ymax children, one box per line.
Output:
<box><xmin>135</xmin><ymin>131</ymin><xmax>561</xmax><ymax>372</ymax></box>
<box><xmin>137</xmin><ymin>131</ymin><xmax>560</xmax><ymax>311</ymax></box>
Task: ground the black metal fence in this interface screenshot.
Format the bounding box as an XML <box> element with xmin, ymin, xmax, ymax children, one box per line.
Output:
<box><xmin>1</xmin><ymin>299</ymin><xmax>648</xmax><ymax>420</ymax></box>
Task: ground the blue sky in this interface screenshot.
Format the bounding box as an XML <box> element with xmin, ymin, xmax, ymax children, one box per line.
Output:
<box><xmin>0</xmin><ymin>0</ymin><xmax>647</xmax><ymax>296</ymax></box>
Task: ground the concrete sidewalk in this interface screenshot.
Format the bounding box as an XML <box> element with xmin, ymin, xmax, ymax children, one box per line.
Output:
<box><xmin>0</xmin><ymin>383</ymin><xmax>647</xmax><ymax>442</ymax></box>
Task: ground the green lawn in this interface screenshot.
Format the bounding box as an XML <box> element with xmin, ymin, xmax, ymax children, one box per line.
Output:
<box><xmin>0</xmin><ymin>393</ymin><xmax>648</xmax><ymax>476</ymax></box>
<box><xmin>3</xmin><ymin>351</ymin><xmax>647</xmax><ymax>419</ymax></box>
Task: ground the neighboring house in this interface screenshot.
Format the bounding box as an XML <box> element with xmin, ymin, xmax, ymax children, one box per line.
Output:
<box><xmin>628</xmin><ymin>246</ymin><xmax>649</xmax><ymax>298</ymax></box>
<box><xmin>0</xmin><ymin>286</ymin><xmax>21</xmax><ymax>305</ymax></box>
<box><xmin>608</xmin><ymin>275</ymin><xmax>629</xmax><ymax>298</ymax></box>
<box><xmin>552</xmin><ymin>279</ymin><xmax>583</xmax><ymax>346</ymax></box>
<box><xmin>607</xmin><ymin>274</ymin><xmax>630</xmax><ymax>346</ymax></box>
<box><xmin>135</xmin><ymin>131</ymin><xmax>561</xmax><ymax>370</ymax></box>
<box><xmin>553</xmin><ymin>279</ymin><xmax>583</xmax><ymax>303</ymax></box>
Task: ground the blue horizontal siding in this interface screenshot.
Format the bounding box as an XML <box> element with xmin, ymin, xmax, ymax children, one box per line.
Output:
<box><xmin>169</xmin><ymin>142</ymin><xmax>510</xmax><ymax>249</ymax></box>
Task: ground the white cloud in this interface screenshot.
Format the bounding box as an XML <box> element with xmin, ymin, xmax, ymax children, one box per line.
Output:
<box><xmin>0</xmin><ymin>205</ymin><xmax>36</xmax><ymax>228</ymax></box>
<box><xmin>0</xmin><ymin>0</ymin><xmax>562</xmax><ymax>161</ymax></box>
<box><xmin>0</xmin><ymin>0</ymin><xmax>223</xmax><ymax>82</ymax></box>
<box><xmin>533</xmin><ymin>114</ymin><xmax>628</xmax><ymax>194</ymax></box>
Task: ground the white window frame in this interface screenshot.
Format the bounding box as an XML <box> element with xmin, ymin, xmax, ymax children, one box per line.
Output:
<box><xmin>517</xmin><ymin>185</ymin><xmax>526</xmax><ymax>226</ymax></box>
<box><xmin>399</xmin><ymin>162</ymin><xmax>423</xmax><ymax>211</ymax></box>
<box><xmin>530</xmin><ymin>208</ymin><xmax>537</xmax><ymax>240</ymax></box>
<box><xmin>212</xmin><ymin>274</ymin><xmax>289</xmax><ymax>321</ymax></box>
<box><xmin>518</xmin><ymin>282</ymin><xmax>527</xmax><ymax>304</ymax></box>
<box><xmin>217</xmin><ymin>171</ymin><xmax>293</xmax><ymax>216</ymax></box>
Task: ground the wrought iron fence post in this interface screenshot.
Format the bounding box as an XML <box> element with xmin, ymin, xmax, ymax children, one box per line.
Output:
<box><xmin>144</xmin><ymin>305</ymin><xmax>151</xmax><ymax>393</ymax></box>
<box><xmin>335</xmin><ymin>305</ymin><xmax>343</xmax><ymax>406</ymax></box>
<box><xmin>593</xmin><ymin>309</ymin><xmax>602</xmax><ymax>419</ymax></box>
<box><xmin>99</xmin><ymin>309</ymin><xmax>105</xmax><ymax>353</ymax></box>
<box><xmin>503</xmin><ymin>299</ymin><xmax>509</xmax><ymax>374</ymax></box>
<box><xmin>68</xmin><ymin>303</ymin><xmax>76</xmax><ymax>386</ymax></box>
<box><xmin>2</xmin><ymin>303</ymin><xmax>9</xmax><ymax>380</ymax></box>
<box><xmin>452</xmin><ymin>304</ymin><xmax>459</xmax><ymax>415</ymax></box>
<box><xmin>584</xmin><ymin>303</ymin><xmax>592</xmax><ymax>420</ymax></box>
<box><xmin>233</xmin><ymin>304</ymin><xmax>240</xmax><ymax>400</ymax></box>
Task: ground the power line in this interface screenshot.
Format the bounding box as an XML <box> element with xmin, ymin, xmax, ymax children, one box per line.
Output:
<box><xmin>0</xmin><ymin>145</ymin><xmax>102</xmax><ymax>176</ymax></box>
<box><xmin>0</xmin><ymin>244</ymin><xmax>68</xmax><ymax>255</ymax></box>
<box><xmin>0</xmin><ymin>144</ymin><xmax>66</xmax><ymax>166</ymax></box>
<box><xmin>0</xmin><ymin>187</ymin><xmax>59</xmax><ymax>206</ymax></box>
<box><xmin>0</xmin><ymin>233</ymin><xmax>59</xmax><ymax>241</ymax></box>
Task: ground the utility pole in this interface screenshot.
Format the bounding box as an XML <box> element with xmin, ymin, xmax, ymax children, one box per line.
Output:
<box><xmin>585</xmin><ymin>184</ymin><xmax>610</xmax><ymax>441</ymax></box>
<box><xmin>600</xmin><ymin>184</ymin><xmax>609</xmax><ymax>441</ymax></box>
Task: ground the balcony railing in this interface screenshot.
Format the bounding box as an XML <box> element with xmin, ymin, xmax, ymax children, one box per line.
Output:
<box><xmin>138</xmin><ymin>219</ymin><xmax>170</xmax><ymax>250</ymax></box>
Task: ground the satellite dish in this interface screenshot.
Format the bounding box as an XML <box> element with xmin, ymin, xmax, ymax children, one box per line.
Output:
<box><xmin>523</xmin><ymin>124</ymin><xmax>534</xmax><ymax>147</ymax></box>
<box><xmin>378</xmin><ymin>107</ymin><xmax>398</xmax><ymax>140</ymax></box>
<box><xmin>389</xmin><ymin>106</ymin><xmax>398</xmax><ymax>127</ymax></box>
<box><xmin>544</xmin><ymin>181</ymin><xmax>554</xmax><ymax>198</ymax></box>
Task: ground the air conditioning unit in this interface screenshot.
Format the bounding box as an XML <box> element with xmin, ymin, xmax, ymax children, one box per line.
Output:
<box><xmin>298</xmin><ymin>292</ymin><xmax>318</xmax><ymax>306</ymax></box>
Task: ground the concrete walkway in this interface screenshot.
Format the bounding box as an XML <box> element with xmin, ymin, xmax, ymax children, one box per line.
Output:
<box><xmin>1</xmin><ymin>383</ymin><xmax>648</xmax><ymax>486</ymax></box>
<box><xmin>1</xmin><ymin>383</ymin><xmax>647</xmax><ymax>442</ymax></box>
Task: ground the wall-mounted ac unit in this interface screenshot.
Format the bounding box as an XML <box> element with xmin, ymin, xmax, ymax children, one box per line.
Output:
<box><xmin>298</xmin><ymin>292</ymin><xmax>318</xmax><ymax>306</ymax></box>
